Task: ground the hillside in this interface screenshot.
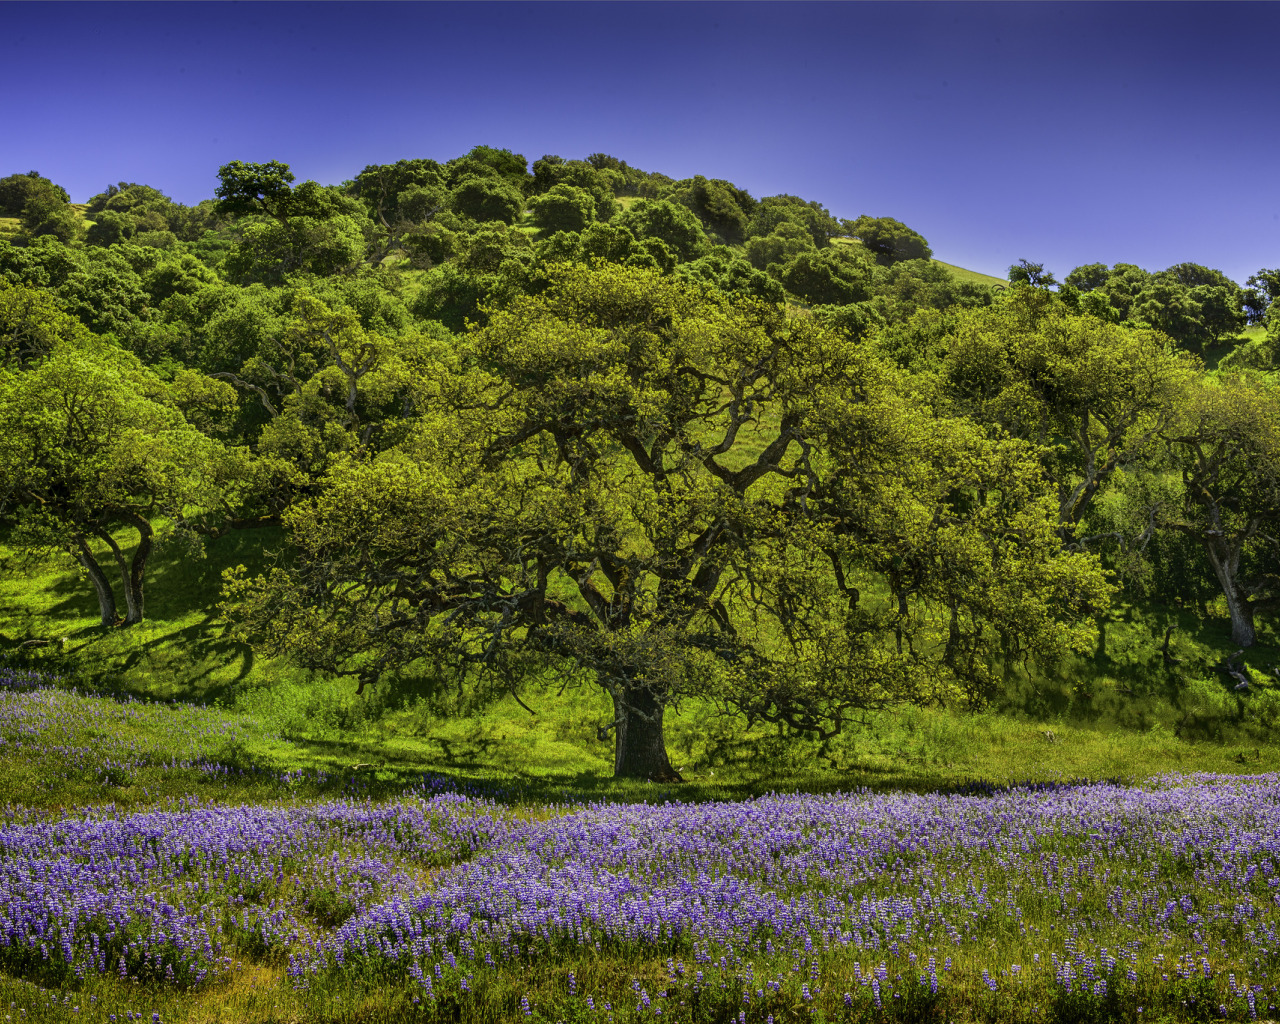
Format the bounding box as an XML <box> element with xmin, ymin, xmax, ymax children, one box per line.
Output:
<box><xmin>1</xmin><ymin>148</ymin><xmax>1279</xmax><ymax>1024</ymax></box>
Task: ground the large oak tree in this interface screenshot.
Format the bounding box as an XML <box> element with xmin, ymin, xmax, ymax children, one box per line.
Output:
<box><xmin>224</xmin><ymin>264</ymin><xmax>1111</xmax><ymax>780</ymax></box>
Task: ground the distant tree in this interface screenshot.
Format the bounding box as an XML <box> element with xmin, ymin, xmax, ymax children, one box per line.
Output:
<box><xmin>1065</xmin><ymin>261</ymin><xmax>1246</xmax><ymax>348</ymax></box>
<box><xmin>1188</xmin><ymin>282</ymin><xmax>1247</xmax><ymax>344</ymax></box>
<box><xmin>843</xmin><ymin>215</ymin><xmax>932</xmax><ymax>266</ymax></box>
<box><xmin>1244</xmin><ymin>268</ymin><xmax>1280</xmax><ymax>324</ymax></box>
<box><xmin>1093</xmin><ymin>264</ymin><xmax>1152</xmax><ymax>321</ymax></box>
<box><xmin>214</xmin><ymin>161</ymin><xmax>299</xmax><ymax>224</ymax></box>
<box><xmin>1132</xmin><ymin>279</ymin><xmax>1209</xmax><ymax>350</ymax></box>
<box><xmin>669</xmin><ymin>176</ymin><xmax>756</xmax><ymax>245</ymax></box>
<box><xmin>86</xmin><ymin>182</ymin><xmax>175</xmax><ymax>221</ymax></box>
<box><xmin>450</xmin><ymin>175</ymin><xmax>525</xmax><ymax>225</ymax></box>
<box><xmin>345</xmin><ymin>160</ymin><xmax>449</xmax><ymax>263</ymax></box>
<box><xmin>0</xmin><ymin>172</ymin><xmax>69</xmax><ymax>216</ymax></box>
<box><xmin>453</xmin><ymin>223</ymin><xmax>531</xmax><ymax>275</ymax></box>
<box><xmin>746</xmin><ymin>194</ymin><xmax>840</xmax><ymax>249</ymax></box>
<box><xmin>585</xmin><ymin>153</ymin><xmax>627</xmax><ymax>171</ymax></box>
<box><xmin>1008</xmin><ymin>259</ymin><xmax>1058</xmax><ymax>289</ymax></box>
<box><xmin>1162</xmin><ymin>262</ymin><xmax>1235</xmax><ymax>290</ymax></box>
<box><xmin>744</xmin><ymin>222</ymin><xmax>814</xmax><ymax>271</ymax></box>
<box><xmin>215</xmin><ymin>164</ymin><xmax>370</xmax><ymax>284</ymax></box>
<box><xmin>775</xmin><ymin>247</ymin><xmax>874</xmax><ymax>306</ymax></box>
<box><xmin>939</xmin><ymin>289</ymin><xmax>1199</xmax><ymax>546</ymax></box>
<box><xmin>530</xmin><ymin>157</ymin><xmax>619</xmax><ymax>219</ymax></box>
<box><xmin>222</xmin><ymin>215</ymin><xmax>366</xmax><ymax>285</ymax></box>
<box><xmin>868</xmin><ymin>258</ymin><xmax>993</xmax><ymax>323</ymax></box>
<box><xmin>613</xmin><ymin>199</ymin><xmax>709</xmax><ymax>262</ymax></box>
<box><xmin>1063</xmin><ymin>263</ymin><xmax>1111</xmax><ymax>293</ymax></box>
<box><xmin>675</xmin><ymin>247</ymin><xmax>784</xmax><ymax>304</ymax></box>
<box><xmin>528</xmin><ymin>184</ymin><xmax>597</xmax><ymax>234</ymax></box>
<box><xmin>458</xmin><ymin>145</ymin><xmax>531</xmax><ymax>191</ymax></box>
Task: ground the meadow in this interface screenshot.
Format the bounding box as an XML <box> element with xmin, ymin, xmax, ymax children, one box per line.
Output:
<box><xmin>0</xmin><ymin>660</ymin><xmax>1278</xmax><ymax>1024</ymax></box>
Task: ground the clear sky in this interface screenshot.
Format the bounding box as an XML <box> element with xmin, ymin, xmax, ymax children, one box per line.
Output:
<box><xmin>4</xmin><ymin>1</ymin><xmax>1277</xmax><ymax>283</ymax></box>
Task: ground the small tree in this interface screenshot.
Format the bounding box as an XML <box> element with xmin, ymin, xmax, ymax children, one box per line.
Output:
<box><xmin>450</xmin><ymin>175</ymin><xmax>525</xmax><ymax>225</ymax></box>
<box><xmin>843</xmin><ymin>215</ymin><xmax>932</xmax><ymax>266</ymax></box>
<box><xmin>0</xmin><ymin>342</ymin><xmax>238</xmax><ymax>626</ymax></box>
<box><xmin>528</xmin><ymin>184</ymin><xmax>597</xmax><ymax>234</ymax></box>
<box><xmin>1163</xmin><ymin>374</ymin><xmax>1280</xmax><ymax>648</ymax></box>
<box><xmin>1008</xmin><ymin>259</ymin><xmax>1058</xmax><ymax>289</ymax></box>
<box><xmin>775</xmin><ymin>247</ymin><xmax>874</xmax><ymax>306</ymax></box>
<box><xmin>0</xmin><ymin>172</ymin><xmax>69</xmax><ymax>217</ymax></box>
<box><xmin>612</xmin><ymin>199</ymin><xmax>709</xmax><ymax>262</ymax></box>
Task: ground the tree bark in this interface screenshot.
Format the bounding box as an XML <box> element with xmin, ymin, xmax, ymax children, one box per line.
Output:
<box><xmin>1204</xmin><ymin>536</ymin><xmax>1257</xmax><ymax>648</ymax></box>
<box><xmin>73</xmin><ymin>537</ymin><xmax>117</xmax><ymax>626</ymax></box>
<box><xmin>95</xmin><ymin>515</ymin><xmax>153</xmax><ymax>625</ymax></box>
<box><xmin>611</xmin><ymin>688</ymin><xmax>683</xmax><ymax>782</ymax></box>
<box><xmin>123</xmin><ymin>513</ymin><xmax>153</xmax><ymax>625</ymax></box>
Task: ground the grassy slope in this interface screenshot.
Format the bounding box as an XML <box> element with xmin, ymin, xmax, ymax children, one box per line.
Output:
<box><xmin>933</xmin><ymin>258</ymin><xmax>1008</xmax><ymax>287</ymax></box>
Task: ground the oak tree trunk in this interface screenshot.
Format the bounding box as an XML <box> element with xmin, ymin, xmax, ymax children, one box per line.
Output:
<box><xmin>1204</xmin><ymin>538</ymin><xmax>1257</xmax><ymax>648</ymax></box>
<box><xmin>96</xmin><ymin>516</ymin><xmax>153</xmax><ymax>625</ymax></box>
<box><xmin>73</xmin><ymin>538</ymin><xmax>117</xmax><ymax>626</ymax></box>
<box><xmin>124</xmin><ymin>514</ymin><xmax>153</xmax><ymax>625</ymax></box>
<box><xmin>1222</xmin><ymin>586</ymin><xmax>1257</xmax><ymax>649</ymax></box>
<box><xmin>611</xmin><ymin>688</ymin><xmax>682</xmax><ymax>782</ymax></box>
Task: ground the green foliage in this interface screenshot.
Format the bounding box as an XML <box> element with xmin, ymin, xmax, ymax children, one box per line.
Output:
<box><xmin>810</xmin><ymin>300</ymin><xmax>884</xmax><ymax>343</ymax></box>
<box><xmin>455</xmin><ymin>144</ymin><xmax>531</xmax><ymax>191</ymax></box>
<box><xmin>222</xmin><ymin>214</ymin><xmax>367</xmax><ymax>285</ymax></box>
<box><xmin>866</xmin><ymin>257</ymin><xmax>994</xmax><ymax>322</ymax></box>
<box><xmin>937</xmin><ymin>286</ymin><xmax>1200</xmax><ymax>543</ymax></box>
<box><xmin>0</xmin><ymin>338</ymin><xmax>239</xmax><ymax>624</ymax></box>
<box><xmin>1244</xmin><ymin>266</ymin><xmax>1279</xmax><ymax>324</ymax></box>
<box><xmin>224</xmin><ymin>262</ymin><xmax>1113</xmax><ymax>780</ymax></box>
<box><xmin>746</xmin><ymin>193</ymin><xmax>841</xmax><ymax>248</ymax></box>
<box><xmin>774</xmin><ymin>245</ymin><xmax>874</xmax><ymax>306</ymax></box>
<box><xmin>674</xmin><ymin>246</ymin><xmax>784</xmax><ymax>304</ymax></box>
<box><xmin>842</xmin><ymin>214</ymin><xmax>932</xmax><ymax>265</ymax></box>
<box><xmin>0</xmin><ymin>281</ymin><xmax>93</xmax><ymax>369</ymax></box>
<box><xmin>214</xmin><ymin>160</ymin><xmax>298</xmax><ymax>222</ymax></box>
<box><xmin>1063</xmin><ymin>260</ymin><xmax>1248</xmax><ymax>352</ymax></box>
<box><xmin>1162</xmin><ymin>373</ymin><xmax>1280</xmax><ymax>647</ymax></box>
<box><xmin>530</xmin><ymin>155</ymin><xmax>619</xmax><ymax>220</ymax></box>
<box><xmin>0</xmin><ymin>144</ymin><xmax>1268</xmax><ymax>812</ymax></box>
<box><xmin>612</xmin><ymin>198</ymin><xmax>709</xmax><ymax>262</ymax></box>
<box><xmin>528</xmin><ymin>183</ymin><xmax>597</xmax><ymax>234</ymax></box>
<box><xmin>668</xmin><ymin>175</ymin><xmax>756</xmax><ymax>244</ymax></box>
<box><xmin>1008</xmin><ymin>258</ymin><xmax>1058</xmax><ymax>289</ymax></box>
<box><xmin>744</xmin><ymin>221</ymin><xmax>814</xmax><ymax>271</ymax></box>
<box><xmin>0</xmin><ymin>170</ymin><xmax>69</xmax><ymax>216</ymax></box>
<box><xmin>449</xmin><ymin>175</ymin><xmax>525</xmax><ymax>225</ymax></box>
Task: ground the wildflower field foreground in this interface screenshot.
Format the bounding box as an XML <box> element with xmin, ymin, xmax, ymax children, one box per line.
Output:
<box><xmin>2</xmin><ymin>671</ymin><xmax>1279</xmax><ymax>1023</ymax></box>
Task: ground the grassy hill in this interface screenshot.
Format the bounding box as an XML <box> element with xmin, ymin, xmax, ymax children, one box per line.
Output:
<box><xmin>933</xmin><ymin>258</ymin><xmax>1008</xmax><ymax>287</ymax></box>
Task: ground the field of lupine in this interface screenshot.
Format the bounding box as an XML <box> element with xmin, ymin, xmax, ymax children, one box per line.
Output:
<box><xmin>2</xmin><ymin>665</ymin><xmax>1280</xmax><ymax>1023</ymax></box>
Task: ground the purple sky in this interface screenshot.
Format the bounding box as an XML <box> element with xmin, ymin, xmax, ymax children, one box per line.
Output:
<box><xmin>4</xmin><ymin>1</ymin><xmax>1277</xmax><ymax>283</ymax></box>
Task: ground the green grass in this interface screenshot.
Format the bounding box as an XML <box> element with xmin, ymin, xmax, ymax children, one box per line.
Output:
<box><xmin>932</xmin><ymin>259</ymin><xmax>1008</xmax><ymax>288</ymax></box>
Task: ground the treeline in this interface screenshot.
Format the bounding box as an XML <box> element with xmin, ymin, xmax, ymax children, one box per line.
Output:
<box><xmin>0</xmin><ymin>147</ymin><xmax>1277</xmax><ymax>779</ymax></box>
